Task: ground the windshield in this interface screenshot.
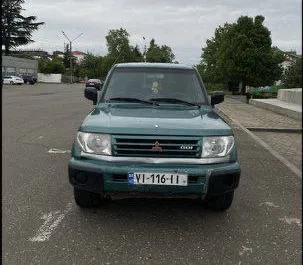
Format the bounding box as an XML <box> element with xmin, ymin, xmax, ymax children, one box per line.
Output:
<box><xmin>101</xmin><ymin>67</ymin><xmax>207</xmax><ymax>105</ymax></box>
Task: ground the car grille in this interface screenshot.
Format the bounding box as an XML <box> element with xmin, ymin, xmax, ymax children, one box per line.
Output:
<box><xmin>112</xmin><ymin>135</ymin><xmax>201</xmax><ymax>158</ymax></box>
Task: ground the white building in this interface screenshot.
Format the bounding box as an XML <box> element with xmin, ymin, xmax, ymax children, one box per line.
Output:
<box><xmin>2</xmin><ymin>55</ymin><xmax>38</xmax><ymax>76</ymax></box>
<box><xmin>71</xmin><ymin>51</ymin><xmax>86</xmax><ymax>63</ymax></box>
<box><xmin>280</xmin><ymin>57</ymin><xmax>292</xmax><ymax>72</ymax></box>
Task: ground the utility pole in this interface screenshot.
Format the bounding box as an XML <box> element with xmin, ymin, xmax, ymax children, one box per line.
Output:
<box><xmin>61</xmin><ymin>31</ymin><xmax>83</xmax><ymax>83</ymax></box>
<box><xmin>143</xmin><ymin>37</ymin><xmax>147</xmax><ymax>62</ymax></box>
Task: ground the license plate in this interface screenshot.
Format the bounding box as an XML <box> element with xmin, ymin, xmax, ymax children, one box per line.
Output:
<box><xmin>89</xmin><ymin>83</ymin><xmax>94</xmax><ymax>85</ymax></box>
<box><xmin>128</xmin><ymin>173</ymin><xmax>188</xmax><ymax>186</ymax></box>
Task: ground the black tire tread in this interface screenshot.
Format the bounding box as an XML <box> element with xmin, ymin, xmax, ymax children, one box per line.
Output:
<box><xmin>74</xmin><ymin>187</ymin><xmax>103</xmax><ymax>208</ymax></box>
<box><xmin>206</xmin><ymin>191</ymin><xmax>234</xmax><ymax>211</ymax></box>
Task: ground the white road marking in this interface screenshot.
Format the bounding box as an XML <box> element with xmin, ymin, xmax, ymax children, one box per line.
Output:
<box><xmin>38</xmin><ymin>136</ymin><xmax>44</xmax><ymax>139</ymax></box>
<box><xmin>48</xmin><ymin>148</ymin><xmax>71</xmax><ymax>154</ymax></box>
<box><xmin>259</xmin><ymin>202</ymin><xmax>280</xmax><ymax>208</ymax></box>
<box><xmin>29</xmin><ymin>203</ymin><xmax>72</xmax><ymax>242</ymax></box>
<box><xmin>279</xmin><ymin>217</ymin><xmax>302</xmax><ymax>228</ymax></box>
<box><xmin>239</xmin><ymin>245</ymin><xmax>253</xmax><ymax>256</ymax></box>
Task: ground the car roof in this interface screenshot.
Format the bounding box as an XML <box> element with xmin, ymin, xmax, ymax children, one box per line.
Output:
<box><xmin>114</xmin><ymin>62</ymin><xmax>193</xmax><ymax>70</ymax></box>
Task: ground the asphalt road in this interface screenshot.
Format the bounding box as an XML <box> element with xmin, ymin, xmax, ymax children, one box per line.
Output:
<box><xmin>2</xmin><ymin>83</ymin><xmax>301</xmax><ymax>265</ymax></box>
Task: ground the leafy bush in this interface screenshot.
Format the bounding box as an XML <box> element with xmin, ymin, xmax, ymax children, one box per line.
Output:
<box><xmin>38</xmin><ymin>58</ymin><xmax>66</xmax><ymax>74</ymax></box>
<box><xmin>204</xmin><ymin>83</ymin><xmax>230</xmax><ymax>93</ymax></box>
<box><xmin>246</xmin><ymin>84</ymin><xmax>286</xmax><ymax>101</ymax></box>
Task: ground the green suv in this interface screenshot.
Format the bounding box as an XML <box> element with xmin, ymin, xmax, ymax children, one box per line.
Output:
<box><xmin>68</xmin><ymin>63</ymin><xmax>241</xmax><ymax>211</ymax></box>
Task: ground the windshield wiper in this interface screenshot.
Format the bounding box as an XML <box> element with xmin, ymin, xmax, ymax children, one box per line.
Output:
<box><xmin>149</xmin><ymin>98</ymin><xmax>200</xmax><ymax>107</ymax></box>
<box><xmin>106</xmin><ymin>97</ymin><xmax>158</xmax><ymax>105</ymax></box>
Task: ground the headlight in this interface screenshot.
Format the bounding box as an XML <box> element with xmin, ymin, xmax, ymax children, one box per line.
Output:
<box><xmin>202</xmin><ymin>136</ymin><xmax>234</xmax><ymax>158</ymax></box>
<box><xmin>77</xmin><ymin>132</ymin><xmax>111</xmax><ymax>155</ymax></box>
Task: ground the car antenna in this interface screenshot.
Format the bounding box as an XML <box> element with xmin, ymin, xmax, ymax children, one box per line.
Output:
<box><xmin>111</xmin><ymin>50</ymin><xmax>123</xmax><ymax>67</ymax></box>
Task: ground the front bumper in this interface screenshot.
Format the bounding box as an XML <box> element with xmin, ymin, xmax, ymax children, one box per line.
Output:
<box><xmin>68</xmin><ymin>157</ymin><xmax>241</xmax><ymax>199</ymax></box>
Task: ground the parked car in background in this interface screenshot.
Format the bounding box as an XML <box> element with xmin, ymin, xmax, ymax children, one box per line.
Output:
<box><xmin>22</xmin><ymin>75</ymin><xmax>37</xmax><ymax>85</ymax></box>
<box><xmin>3</xmin><ymin>76</ymin><xmax>24</xmax><ymax>85</ymax></box>
<box><xmin>85</xmin><ymin>79</ymin><xmax>103</xmax><ymax>90</ymax></box>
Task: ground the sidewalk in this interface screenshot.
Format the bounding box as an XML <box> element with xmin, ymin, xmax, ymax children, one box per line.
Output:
<box><xmin>218</xmin><ymin>97</ymin><xmax>302</xmax><ymax>129</ymax></box>
<box><xmin>217</xmin><ymin>97</ymin><xmax>302</xmax><ymax>172</ymax></box>
<box><xmin>250</xmin><ymin>98</ymin><xmax>302</xmax><ymax>120</ymax></box>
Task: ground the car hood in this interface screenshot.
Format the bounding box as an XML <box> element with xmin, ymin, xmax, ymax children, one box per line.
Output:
<box><xmin>80</xmin><ymin>104</ymin><xmax>232</xmax><ymax>136</ymax></box>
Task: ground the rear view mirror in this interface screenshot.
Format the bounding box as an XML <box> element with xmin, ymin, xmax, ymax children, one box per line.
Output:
<box><xmin>211</xmin><ymin>91</ymin><xmax>225</xmax><ymax>107</ymax></box>
<box><xmin>84</xmin><ymin>87</ymin><xmax>98</xmax><ymax>105</ymax></box>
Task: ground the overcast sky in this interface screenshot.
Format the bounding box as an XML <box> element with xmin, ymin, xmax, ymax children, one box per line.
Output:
<box><xmin>20</xmin><ymin>0</ymin><xmax>302</xmax><ymax>65</ymax></box>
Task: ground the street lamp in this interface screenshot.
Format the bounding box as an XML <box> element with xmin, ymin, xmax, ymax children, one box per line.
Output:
<box><xmin>143</xmin><ymin>37</ymin><xmax>147</xmax><ymax>62</ymax></box>
<box><xmin>61</xmin><ymin>31</ymin><xmax>83</xmax><ymax>83</ymax></box>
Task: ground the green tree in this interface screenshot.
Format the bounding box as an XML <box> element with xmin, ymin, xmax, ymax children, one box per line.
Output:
<box><xmin>78</xmin><ymin>53</ymin><xmax>102</xmax><ymax>78</ymax></box>
<box><xmin>282</xmin><ymin>58</ymin><xmax>302</xmax><ymax>88</ymax></box>
<box><xmin>101</xmin><ymin>55</ymin><xmax>116</xmax><ymax>77</ymax></box>
<box><xmin>199</xmin><ymin>15</ymin><xmax>284</xmax><ymax>94</ymax></box>
<box><xmin>76</xmin><ymin>29</ymin><xmax>176</xmax><ymax>80</ymax></box>
<box><xmin>198</xmin><ymin>23</ymin><xmax>232</xmax><ymax>84</ymax></box>
<box><xmin>2</xmin><ymin>0</ymin><xmax>44</xmax><ymax>54</ymax></box>
<box><xmin>38</xmin><ymin>58</ymin><xmax>65</xmax><ymax>74</ymax></box>
<box><xmin>62</xmin><ymin>43</ymin><xmax>77</xmax><ymax>68</ymax></box>
<box><xmin>77</xmin><ymin>53</ymin><xmax>115</xmax><ymax>80</ymax></box>
<box><xmin>105</xmin><ymin>28</ymin><xmax>133</xmax><ymax>63</ymax></box>
<box><xmin>146</xmin><ymin>39</ymin><xmax>175</xmax><ymax>63</ymax></box>
<box><xmin>63</xmin><ymin>44</ymin><xmax>70</xmax><ymax>68</ymax></box>
<box><xmin>131</xmin><ymin>45</ymin><xmax>144</xmax><ymax>62</ymax></box>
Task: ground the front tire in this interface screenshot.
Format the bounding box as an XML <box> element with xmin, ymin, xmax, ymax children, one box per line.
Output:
<box><xmin>10</xmin><ymin>81</ymin><xmax>14</xmax><ymax>85</ymax></box>
<box><xmin>206</xmin><ymin>191</ymin><xmax>234</xmax><ymax>211</ymax></box>
<box><xmin>74</xmin><ymin>187</ymin><xmax>103</xmax><ymax>208</ymax></box>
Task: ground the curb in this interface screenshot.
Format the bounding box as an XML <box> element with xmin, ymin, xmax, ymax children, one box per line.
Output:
<box><xmin>217</xmin><ymin>108</ymin><xmax>302</xmax><ymax>179</ymax></box>
<box><xmin>246</xmin><ymin>127</ymin><xmax>302</xmax><ymax>133</ymax></box>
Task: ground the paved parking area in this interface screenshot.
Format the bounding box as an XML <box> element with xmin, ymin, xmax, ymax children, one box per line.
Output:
<box><xmin>2</xmin><ymin>84</ymin><xmax>302</xmax><ymax>264</ymax></box>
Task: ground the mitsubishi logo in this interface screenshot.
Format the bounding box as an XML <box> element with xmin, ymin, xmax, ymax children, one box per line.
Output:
<box><xmin>151</xmin><ymin>141</ymin><xmax>162</xmax><ymax>152</ymax></box>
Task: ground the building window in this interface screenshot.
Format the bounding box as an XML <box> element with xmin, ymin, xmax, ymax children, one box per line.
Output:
<box><xmin>19</xmin><ymin>68</ymin><xmax>27</xmax><ymax>74</ymax></box>
<box><xmin>6</xmin><ymin>67</ymin><xmax>16</xmax><ymax>76</ymax></box>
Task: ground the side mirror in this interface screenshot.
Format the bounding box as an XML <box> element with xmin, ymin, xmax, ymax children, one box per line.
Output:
<box><xmin>211</xmin><ymin>91</ymin><xmax>225</xmax><ymax>107</ymax></box>
<box><xmin>84</xmin><ymin>86</ymin><xmax>98</xmax><ymax>104</ymax></box>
